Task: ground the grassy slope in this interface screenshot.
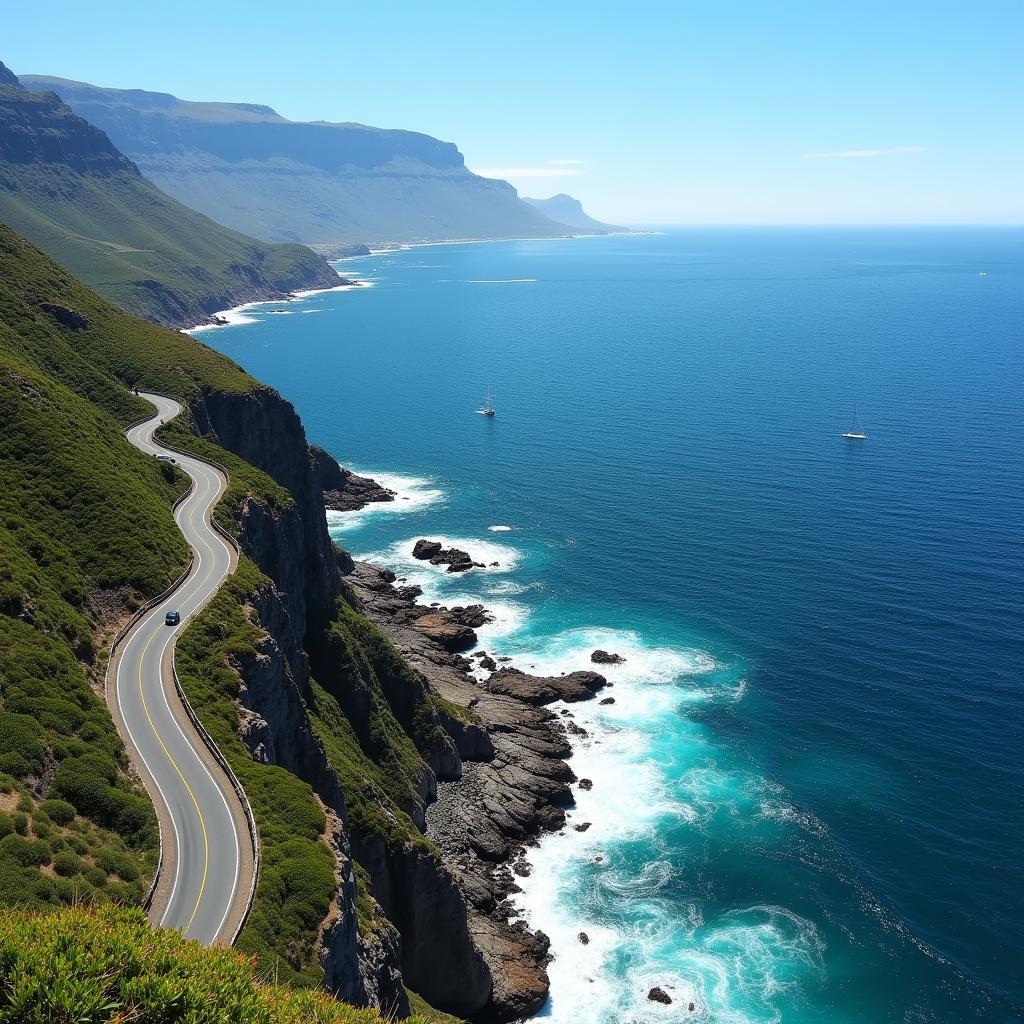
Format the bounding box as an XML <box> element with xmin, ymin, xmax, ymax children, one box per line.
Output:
<box><xmin>0</xmin><ymin>233</ymin><xmax>199</xmax><ymax>909</ymax></box>
<box><xmin>0</xmin><ymin>905</ymin><xmax>420</xmax><ymax>1023</ymax></box>
<box><xmin>0</xmin><ymin>226</ymin><xmax>460</xmax><ymax>1018</ymax></box>
<box><xmin>0</xmin><ymin>79</ymin><xmax>337</xmax><ymax>326</ymax></box>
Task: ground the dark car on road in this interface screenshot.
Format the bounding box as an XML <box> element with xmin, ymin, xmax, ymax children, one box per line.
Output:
<box><xmin>165</xmin><ymin>611</ymin><xmax>181</xmax><ymax>626</ymax></box>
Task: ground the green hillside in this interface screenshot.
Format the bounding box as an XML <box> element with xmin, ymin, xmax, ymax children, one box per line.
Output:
<box><xmin>0</xmin><ymin>64</ymin><xmax>339</xmax><ymax>327</ymax></box>
<box><xmin>0</xmin><ymin>225</ymin><xmax>469</xmax><ymax>1020</ymax></box>
<box><xmin>0</xmin><ymin>905</ymin><xmax>417</xmax><ymax>1024</ymax></box>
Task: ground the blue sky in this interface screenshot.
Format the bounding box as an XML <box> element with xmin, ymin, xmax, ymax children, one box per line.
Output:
<box><xmin>6</xmin><ymin>1</ymin><xmax>1023</xmax><ymax>224</ymax></box>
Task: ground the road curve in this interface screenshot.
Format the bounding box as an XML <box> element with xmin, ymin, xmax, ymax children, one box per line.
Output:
<box><xmin>111</xmin><ymin>393</ymin><xmax>251</xmax><ymax>945</ymax></box>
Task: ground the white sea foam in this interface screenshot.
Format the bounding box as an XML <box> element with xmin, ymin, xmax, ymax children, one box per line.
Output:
<box><xmin>488</xmin><ymin>524</ymin><xmax>513</xmax><ymax>532</ymax></box>
<box><xmin>466</xmin><ymin>278</ymin><xmax>537</xmax><ymax>284</ymax></box>
<box><xmin>188</xmin><ymin>279</ymin><xmax>368</xmax><ymax>333</ymax></box>
<box><xmin>502</xmin><ymin>622</ymin><xmax>822</xmax><ymax>1023</ymax></box>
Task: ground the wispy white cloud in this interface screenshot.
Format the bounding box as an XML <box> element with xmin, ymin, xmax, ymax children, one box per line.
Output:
<box><xmin>802</xmin><ymin>146</ymin><xmax>926</xmax><ymax>160</ymax></box>
<box><xmin>548</xmin><ymin>159</ymin><xmax>589</xmax><ymax>166</ymax></box>
<box><xmin>472</xmin><ymin>166</ymin><xmax>585</xmax><ymax>179</ymax></box>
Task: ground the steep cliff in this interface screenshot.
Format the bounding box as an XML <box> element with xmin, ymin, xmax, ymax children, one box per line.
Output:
<box><xmin>172</xmin><ymin>383</ymin><xmax>500</xmax><ymax>1017</ymax></box>
<box><xmin>0</xmin><ymin>62</ymin><xmax>341</xmax><ymax>327</ymax></box>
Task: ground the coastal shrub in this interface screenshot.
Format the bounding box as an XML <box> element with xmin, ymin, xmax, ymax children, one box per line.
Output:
<box><xmin>0</xmin><ymin>815</ymin><xmax>12</xmax><ymax>840</ymax></box>
<box><xmin>51</xmin><ymin>850</ymin><xmax>82</xmax><ymax>877</ymax></box>
<box><xmin>0</xmin><ymin>713</ymin><xmax>45</xmax><ymax>777</ymax></box>
<box><xmin>0</xmin><ymin>905</ymin><xmax>414</xmax><ymax>1024</ymax></box>
<box><xmin>50</xmin><ymin>754</ymin><xmax>154</xmax><ymax>846</ymax></box>
<box><xmin>37</xmin><ymin>798</ymin><xmax>75</xmax><ymax>826</ymax></box>
<box><xmin>95</xmin><ymin>847</ymin><xmax>140</xmax><ymax>882</ymax></box>
<box><xmin>11</xmin><ymin>814</ymin><xmax>27</xmax><ymax>837</ymax></box>
<box><xmin>0</xmin><ymin>834</ymin><xmax>50</xmax><ymax>868</ymax></box>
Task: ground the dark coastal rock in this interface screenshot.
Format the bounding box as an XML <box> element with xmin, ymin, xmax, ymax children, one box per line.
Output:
<box><xmin>413</xmin><ymin>539</ymin><xmax>443</xmax><ymax>560</ymax></box>
<box><xmin>648</xmin><ymin>986</ymin><xmax>672</xmax><ymax>1005</ymax></box>
<box><xmin>574</xmin><ymin>821</ymin><xmax>592</xmax><ymax>832</ymax></box>
<box><xmin>591</xmin><ymin>649</ymin><xmax>625</xmax><ymax>665</ymax></box>
<box><xmin>485</xmin><ymin>667</ymin><xmax>608</xmax><ymax>706</ymax></box>
<box><xmin>478</xmin><ymin>656</ymin><xmax>497</xmax><ymax>671</ymax></box>
<box><xmin>313</xmin><ymin>447</ymin><xmax>397</xmax><ymax>512</ymax></box>
<box><xmin>413</xmin><ymin>540</ymin><xmax>485</xmax><ymax>572</ymax></box>
<box><xmin>578</xmin><ymin>778</ymin><xmax>594</xmax><ymax>791</ymax></box>
<box><xmin>450</xmin><ymin>604</ymin><xmax>491</xmax><ymax>628</ymax></box>
<box><xmin>342</xmin><ymin>559</ymin><xmax>609</xmax><ymax>1019</ymax></box>
<box><xmin>578</xmin><ymin>931</ymin><xmax>590</xmax><ymax>945</ymax></box>
<box><xmin>599</xmin><ymin>697</ymin><xmax>616</xmax><ymax>705</ymax></box>
<box><xmin>412</xmin><ymin>611</ymin><xmax>477</xmax><ymax>652</ymax></box>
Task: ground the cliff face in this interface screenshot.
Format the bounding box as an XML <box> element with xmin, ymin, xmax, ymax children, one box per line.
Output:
<box><xmin>190</xmin><ymin>387</ymin><xmax>340</xmax><ymax>632</ymax></box>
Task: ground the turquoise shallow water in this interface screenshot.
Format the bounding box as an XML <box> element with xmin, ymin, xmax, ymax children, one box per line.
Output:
<box><xmin>194</xmin><ymin>229</ymin><xmax>1024</xmax><ymax>1023</ymax></box>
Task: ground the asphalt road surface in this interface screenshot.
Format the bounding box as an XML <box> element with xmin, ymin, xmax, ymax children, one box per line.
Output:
<box><xmin>114</xmin><ymin>392</ymin><xmax>249</xmax><ymax>944</ymax></box>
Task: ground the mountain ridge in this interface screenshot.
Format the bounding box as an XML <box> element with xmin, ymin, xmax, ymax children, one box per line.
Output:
<box><xmin>21</xmin><ymin>74</ymin><xmax>579</xmax><ymax>247</ymax></box>
<box><xmin>0</xmin><ymin>62</ymin><xmax>341</xmax><ymax>327</ymax></box>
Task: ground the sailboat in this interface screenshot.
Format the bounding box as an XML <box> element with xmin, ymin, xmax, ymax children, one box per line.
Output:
<box><xmin>842</xmin><ymin>406</ymin><xmax>867</xmax><ymax>440</ymax></box>
<box><xmin>477</xmin><ymin>386</ymin><xmax>496</xmax><ymax>417</ymax></box>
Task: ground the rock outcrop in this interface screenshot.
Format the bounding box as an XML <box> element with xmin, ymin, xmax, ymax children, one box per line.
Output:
<box><xmin>313</xmin><ymin>446</ymin><xmax>396</xmax><ymax>512</ymax></box>
<box><xmin>485</xmin><ymin>667</ymin><xmax>607</xmax><ymax>705</ymax></box>
<box><xmin>412</xmin><ymin>539</ymin><xmax>484</xmax><ymax>572</ymax></box>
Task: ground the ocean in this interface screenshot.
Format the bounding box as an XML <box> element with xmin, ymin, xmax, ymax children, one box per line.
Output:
<box><xmin>193</xmin><ymin>228</ymin><xmax>1024</xmax><ymax>1023</ymax></box>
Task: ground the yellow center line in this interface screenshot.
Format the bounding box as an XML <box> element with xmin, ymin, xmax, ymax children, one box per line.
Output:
<box><xmin>138</xmin><ymin>425</ymin><xmax>234</xmax><ymax>936</ymax></box>
<box><xmin>136</xmin><ymin>625</ymin><xmax>209</xmax><ymax>933</ymax></box>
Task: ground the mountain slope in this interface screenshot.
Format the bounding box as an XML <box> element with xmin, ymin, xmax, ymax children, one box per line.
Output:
<box><xmin>522</xmin><ymin>193</ymin><xmax>626</xmax><ymax>232</ymax></box>
<box><xmin>0</xmin><ymin>64</ymin><xmax>340</xmax><ymax>327</ymax></box>
<box><xmin>21</xmin><ymin>74</ymin><xmax>575</xmax><ymax>247</ymax></box>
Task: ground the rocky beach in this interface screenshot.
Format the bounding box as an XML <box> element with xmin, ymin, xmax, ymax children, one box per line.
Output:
<box><xmin>343</xmin><ymin>550</ymin><xmax>610</xmax><ymax>1017</ymax></box>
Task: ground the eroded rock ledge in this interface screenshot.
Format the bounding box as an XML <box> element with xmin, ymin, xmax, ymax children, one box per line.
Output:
<box><xmin>346</xmin><ymin>560</ymin><xmax>607</xmax><ymax>1020</ymax></box>
<box><xmin>312</xmin><ymin>446</ymin><xmax>397</xmax><ymax>512</ymax></box>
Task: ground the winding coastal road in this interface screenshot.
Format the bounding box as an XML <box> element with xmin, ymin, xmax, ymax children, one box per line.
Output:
<box><xmin>109</xmin><ymin>393</ymin><xmax>253</xmax><ymax>945</ymax></box>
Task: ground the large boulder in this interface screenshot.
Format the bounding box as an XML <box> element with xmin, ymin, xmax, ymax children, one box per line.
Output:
<box><xmin>412</xmin><ymin>611</ymin><xmax>477</xmax><ymax>652</ymax></box>
<box><xmin>485</xmin><ymin>668</ymin><xmax>607</xmax><ymax>705</ymax></box>
<box><xmin>413</xmin><ymin>539</ymin><xmax>443</xmax><ymax>560</ymax></box>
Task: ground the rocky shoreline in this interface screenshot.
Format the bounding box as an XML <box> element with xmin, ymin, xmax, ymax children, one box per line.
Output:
<box><xmin>344</xmin><ymin>557</ymin><xmax>607</xmax><ymax>1019</ymax></box>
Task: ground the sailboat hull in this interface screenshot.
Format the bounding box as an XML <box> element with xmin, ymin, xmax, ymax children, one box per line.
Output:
<box><xmin>842</xmin><ymin>432</ymin><xmax>867</xmax><ymax>440</ymax></box>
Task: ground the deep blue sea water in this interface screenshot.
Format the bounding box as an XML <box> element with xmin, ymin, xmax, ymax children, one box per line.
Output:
<box><xmin>194</xmin><ymin>229</ymin><xmax>1024</xmax><ymax>1023</ymax></box>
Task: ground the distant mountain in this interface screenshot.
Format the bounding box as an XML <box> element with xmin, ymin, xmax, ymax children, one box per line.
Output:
<box><xmin>522</xmin><ymin>194</ymin><xmax>626</xmax><ymax>233</ymax></box>
<box><xmin>22</xmin><ymin>75</ymin><xmax>576</xmax><ymax>248</ymax></box>
<box><xmin>0</xmin><ymin>64</ymin><xmax>339</xmax><ymax>327</ymax></box>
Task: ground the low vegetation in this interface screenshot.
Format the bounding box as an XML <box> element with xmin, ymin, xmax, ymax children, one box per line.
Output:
<box><xmin>0</xmin><ymin>905</ymin><xmax>416</xmax><ymax>1023</ymax></box>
